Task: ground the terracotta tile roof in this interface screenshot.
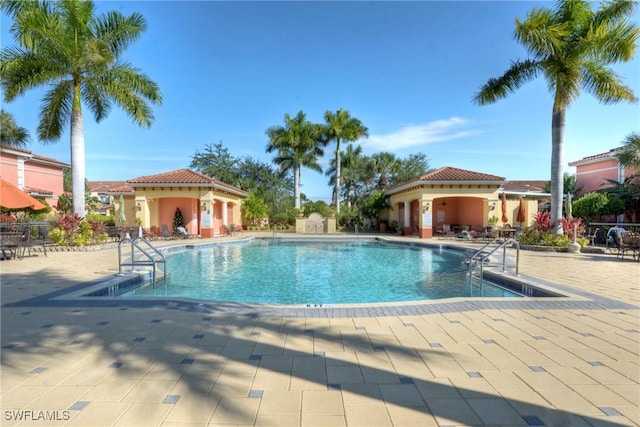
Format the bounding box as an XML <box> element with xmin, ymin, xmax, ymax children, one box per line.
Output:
<box><xmin>128</xmin><ymin>168</ymin><xmax>247</xmax><ymax>196</ymax></box>
<box><xmin>88</xmin><ymin>181</ymin><xmax>129</xmax><ymax>192</ymax></box>
<box><xmin>128</xmin><ymin>168</ymin><xmax>214</xmax><ymax>184</ymax></box>
<box><xmin>502</xmin><ymin>180</ymin><xmax>548</xmax><ymax>192</ymax></box>
<box><xmin>418</xmin><ymin>166</ymin><xmax>505</xmax><ymax>182</ymax></box>
<box><xmin>24</xmin><ymin>186</ymin><xmax>53</xmax><ymax>196</ymax></box>
<box><xmin>105</xmin><ymin>184</ymin><xmax>134</xmax><ymax>193</ymax></box>
<box><xmin>568</xmin><ymin>147</ymin><xmax>623</xmax><ymax>166</ymax></box>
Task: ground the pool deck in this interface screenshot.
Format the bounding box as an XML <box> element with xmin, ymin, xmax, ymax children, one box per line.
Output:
<box><xmin>1</xmin><ymin>233</ymin><xmax>638</xmax><ymax>426</ymax></box>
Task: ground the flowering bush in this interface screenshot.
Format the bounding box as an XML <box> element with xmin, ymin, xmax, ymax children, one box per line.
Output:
<box><xmin>560</xmin><ymin>217</ymin><xmax>585</xmax><ymax>239</ymax></box>
<box><xmin>48</xmin><ymin>213</ymin><xmax>108</xmax><ymax>246</ymax></box>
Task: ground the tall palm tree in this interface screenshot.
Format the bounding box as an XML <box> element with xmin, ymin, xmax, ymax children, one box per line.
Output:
<box><xmin>323</xmin><ymin>109</ymin><xmax>368</xmax><ymax>213</ymax></box>
<box><xmin>0</xmin><ymin>110</ymin><xmax>31</xmax><ymax>147</ymax></box>
<box><xmin>617</xmin><ymin>131</ymin><xmax>640</xmax><ymax>170</ymax></box>
<box><xmin>0</xmin><ymin>0</ymin><xmax>162</xmax><ymax>216</ymax></box>
<box><xmin>266</xmin><ymin>111</ymin><xmax>324</xmax><ymax>209</ymax></box>
<box><xmin>473</xmin><ymin>0</ymin><xmax>638</xmax><ymax>234</ymax></box>
<box><xmin>325</xmin><ymin>143</ymin><xmax>364</xmax><ymax>210</ymax></box>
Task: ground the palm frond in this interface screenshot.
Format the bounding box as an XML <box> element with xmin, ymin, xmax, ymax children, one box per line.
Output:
<box><xmin>515</xmin><ymin>8</ymin><xmax>569</xmax><ymax>57</ymax></box>
<box><xmin>37</xmin><ymin>80</ymin><xmax>73</xmax><ymax>141</ymax></box>
<box><xmin>81</xmin><ymin>79</ymin><xmax>111</xmax><ymax>122</ymax></box>
<box><xmin>93</xmin><ymin>10</ymin><xmax>146</xmax><ymax>57</ymax></box>
<box><xmin>473</xmin><ymin>59</ymin><xmax>541</xmax><ymax>105</ymax></box>
<box><xmin>617</xmin><ymin>131</ymin><xmax>640</xmax><ymax>169</ymax></box>
<box><xmin>581</xmin><ymin>62</ymin><xmax>637</xmax><ymax>104</ymax></box>
<box><xmin>0</xmin><ymin>48</ymin><xmax>67</xmax><ymax>101</ymax></box>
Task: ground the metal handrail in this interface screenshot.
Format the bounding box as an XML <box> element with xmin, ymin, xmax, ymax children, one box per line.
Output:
<box><xmin>118</xmin><ymin>236</ymin><xmax>166</xmax><ymax>284</ymax></box>
<box><xmin>467</xmin><ymin>238</ymin><xmax>520</xmax><ymax>288</ymax></box>
<box><xmin>355</xmin><ymin>224</ymin><xmax>359</xmax><ymax>240</ymax></box>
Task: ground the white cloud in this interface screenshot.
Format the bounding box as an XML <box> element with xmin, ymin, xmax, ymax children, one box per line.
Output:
<box><xmin>362</xmin><ymin>117</ymin><xmax>481</xmax><ymax>151</ymax></box>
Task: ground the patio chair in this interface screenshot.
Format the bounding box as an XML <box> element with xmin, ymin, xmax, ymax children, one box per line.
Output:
<box><xmin>23</xmin><ymin>227</ymin><xmax>48</xmax><ymax>258</ymax></box>
<box><xmin>222</xmin><ymin>224</ymin><xmax>231</xmax><ymax>236</ymax></box>
<box><xmin>617</xmin><ymin>232</ymin><xmax>640</xmax><ymax>261</ymax></box>
<box><xmin>0</xmin><ymin>230</ymin><xmax>25</xmax><ymax>260</ymax></box>
<box><xmin>230</xmin><ymin>224</ymin><xmax>243</xmax><ymax>236</ymax></box>
<box><xmin>176</xmin><ymin>226</ymin><xmax>197</xmax><ymax>239</ymax></box>
<box><xmin>160</xmin><ymin>224</ymin><xmax>175</xmax><ymax>240</ymax></box>
<box><xmin>586</xmin><ymin>227</ymin><xmax>600</xmax><ymax>246</ymax></box>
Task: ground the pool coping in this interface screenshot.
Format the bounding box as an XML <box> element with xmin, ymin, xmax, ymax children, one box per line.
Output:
<box><xmin>5</xmin><ymin>236</ymin><xmax>638</xmax><ymax>317</ymax></box>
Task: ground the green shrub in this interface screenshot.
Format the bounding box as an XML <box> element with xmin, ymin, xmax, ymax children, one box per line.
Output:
<box><xmin>48</xmin><ymin>228</ymin><xmax>66</xmax><ymax>246</ymax></box>
<box><xmin>518</xmin><ymin>230</ymin><xmax>570</xmax><ymax>247</ymax></box>
<box><xmin>86</xmin><ymin>213</ymin><xmax>115</xmax><ymax>226</ymax></box>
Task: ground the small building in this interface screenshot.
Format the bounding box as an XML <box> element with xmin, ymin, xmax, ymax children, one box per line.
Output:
<box><xmin>0</xmin><ymin>144</ymin><xmax>69</xmax><ymax>209</ymax></box>
<box><xmin>569</xmin><ymin>147</ymin><xmax>639</xmax><ymax>195</ymax></box>
<box><xmin>114</xmin><ymin>168</ymin><xmax>247</xmax><ymax>238</ymax></box>
<box><xmin>385</xmin><ymin>166</ymin><xmax>542</xmax><ymax>238</ymax></box>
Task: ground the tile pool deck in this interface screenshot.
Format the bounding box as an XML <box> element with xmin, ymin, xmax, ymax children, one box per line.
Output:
<box><xmin>1</xmin><ymin>233</ymin><xmax>638</xmax><ymax>426</ymax></box>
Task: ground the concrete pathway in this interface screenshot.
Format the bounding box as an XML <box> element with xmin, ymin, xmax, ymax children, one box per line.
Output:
<box><xmin>1</xmin><ymin>234</ymin><xmax>638</xmax><ymax>426</ymax></box>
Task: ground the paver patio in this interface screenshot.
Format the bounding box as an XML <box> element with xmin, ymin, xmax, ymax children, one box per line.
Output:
<box><xmin>1</xmin><ymin>233</ymin><xmax>638</xmax><ymax>426</ymax></box>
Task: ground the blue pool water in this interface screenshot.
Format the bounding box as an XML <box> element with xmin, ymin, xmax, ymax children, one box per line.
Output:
<box><xmin>121</xmin><ymin>240</ymin><xmax>520</xmax><ymax>304</ymax></box>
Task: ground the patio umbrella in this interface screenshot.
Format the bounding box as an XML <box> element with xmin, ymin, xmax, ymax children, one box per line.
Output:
<box><xmin>118</xmin><ymin>194</ymin><xmax>126</xmax><ymax>224</ymax></box>
<box><xmin>501</xmin><ymin>192</ymin><xmax>508</xmax><ymax>224</ymax></box>
<box><xmin>516</xmin><ymin>198</ymin><xmax>526</xmax><ymax>226</ymax></box>
<box><xmin>0</xmin><ymin>179</ymin><xmax>47</xmax><ymax>210</ymax></box>
<box><xmin>565</xmin><ymin>193</ymin><xmax>573</xmax><ymax>220</ymax></box>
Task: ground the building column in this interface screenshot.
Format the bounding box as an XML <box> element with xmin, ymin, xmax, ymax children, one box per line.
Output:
<box><xmin>222</xmin><ymin>201</ymin><xmax>228</xmax><ymax>226</ymax></box>
<box><xmin>419</xmin><ymin>199</ymin><xmax>433</xmax><ymax>238</ymax></box>
<box><xmin>403</xmin><ymin>201</ymin><xmax>410</xmax><ymax>227</ymax></box>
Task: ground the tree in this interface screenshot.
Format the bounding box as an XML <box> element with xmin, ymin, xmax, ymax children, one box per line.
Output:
<box><xmin>392</xmin><ymin>152</ymin><xmax>430</xmax><ymax>186</ymax></box>
<box><xmin>265</xmin><ymin>111</ymin><xmax>325</xmax><ymax>209</ymax></box>
<box><xmin>1</xmin><ymin>0</ymin><xmax>162</xmax><ymax>216</ymax></box>
<box><xmin>0</xmin><ymin>110</ymin><xmax>31</xmax><ymax>146</ymax></box>
<box><xmin>617</xmin><ymin>131</ymin><xmax>640</xmax><ymax>170</ymax></box>
<box><xmin>190</xmin><ymin>141</ymin><xmax>240</xmax><ymax>185</ymax></box>
<box><xmin>241</xmin><ymin>192</ymin><xmax>268</xmax><ymax>228</ymax></box>
<box><xmin>473</xmin><ymin>0</ymin><xmax>638</xmax><ymax>234</ymax></box>
<box><xmin>323</xmin><ymin>109</ymin><xmax>368</xmax><ymax>213</ymax></box>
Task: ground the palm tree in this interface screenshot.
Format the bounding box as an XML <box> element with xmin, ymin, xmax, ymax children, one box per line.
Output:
<box><xmin>266</xmin><ymin>111</ymin><xmax>324</xmax><ymax>209</ymax></box>
<box><xmin>0</xmin><ymin>0</ymin><xmax>162</xmax><ymax>216</ymax></box>
<box><xmin>323</xmin><ymin>109</ymin><xmax>368</xmax><ymax>213</ymax></box>
<box><xmin>473</xmin><ymin>0</ymin><xmax>638</xmax><ymax>234</ymax></box>
<box><xmin>0</xmin><ymin>110</ymin><xmax>31</xmax><ymax>147</ymax></box>
<box><xmin>371</xmin><ymin>151</ymin><xmax>399</xmax><ymax>190</ymax></box>
<box><xmin>325</xmin><ymin>143</ymin><xmax>364</xmax><ymax>210</ymax></box>
<box><xmin>617</xmin><ymin>131</ymin><xmax>640</xmax><ymax>170</ymax></box>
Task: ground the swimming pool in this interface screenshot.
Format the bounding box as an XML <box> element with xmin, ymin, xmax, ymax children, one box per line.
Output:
<box><xmin>120</xmin><ymin>239</ymin><xmax>521</xmax><ymax>303</ymax></box>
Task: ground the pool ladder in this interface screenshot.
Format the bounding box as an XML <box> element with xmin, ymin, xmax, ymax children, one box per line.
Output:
<box><xmin>466</xmin><ymin>238</ymin><xmax>520</xmax><ymax>288</ymax></box>
<box><xmin>118</xmin><ymin>236</ymin><xmax>166</xmax><ymax>284</ymax></box>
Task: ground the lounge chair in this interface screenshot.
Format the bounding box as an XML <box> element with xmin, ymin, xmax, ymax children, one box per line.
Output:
<box><xmin>176</xmin><ymin>226</ymin><xmax>197</xmax><ymax>239</ymax></box>
<box><xmin>222</xmin><ymin>224</ymin><xmax>231</xmax><ymax>236</ymax></box>
<box><xmin>230</xmin><ymin>224</ymin><xmax>243</xmax><ymax>236</ymax></box>
<box><xmin>160</xmin><ymin>224</ymin><xmax>175</xmax><ymax>240</ymax></box>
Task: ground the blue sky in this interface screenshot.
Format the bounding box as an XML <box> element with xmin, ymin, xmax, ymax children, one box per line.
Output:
<box><xmin>1</xmin><ymin>1</ymin><xmax>638</xmax><ymax>202</ymax></box>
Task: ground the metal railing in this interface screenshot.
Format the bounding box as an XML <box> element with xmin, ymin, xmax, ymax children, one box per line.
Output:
<box><xmin>118</xmin><ymin>236</ymin><xmax>166</xmax><ymax>284</ymax></box>
<box><xmin>466</xmin><ymin>237</ymin><xmax>520</xmax><ymax>289</ymax></box>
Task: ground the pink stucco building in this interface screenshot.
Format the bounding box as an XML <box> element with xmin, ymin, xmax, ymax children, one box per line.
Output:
<box><xmin>569</xmin><ymin>147</ymin><xmax>639</xmax><ymax>195</ymax></box>
<box><xmin>0</xmin><ymin>144</ymin><xmax>69</xmax><ymax>209</ymax></box>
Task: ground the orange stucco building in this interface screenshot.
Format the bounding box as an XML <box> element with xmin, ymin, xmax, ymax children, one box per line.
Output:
<box><xmin>386</xmin><ymin>166</ymin><xmax>542</xmax><ymax>238</ymax></box>
<box><xmin>110</xmin><ymin>169</ymin><xmax>247</xmax><ymax>238</ymax></box>
<box><xmin>0</xmin><ymin>144</ymin><xmax>69</xmax><ymax>209</ymax></box>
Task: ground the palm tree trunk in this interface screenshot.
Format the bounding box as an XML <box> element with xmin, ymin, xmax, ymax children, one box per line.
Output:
<box><xmin>294</xmin><ymin>163</ymin><xmax>301</xmax><ymax>209</ymax></box>
<box><xmin>70</xmin><ymin>109</ymin><xmax>86</xmax><ymax>217</ymax></box>
<box><xmin>335</xmin><ymin>141</ymin><xmax>341</xmax><ymax>213</ymax></box>
<box><xmin>550</xmin><ymin>108</ymin><xmax>565</xmax><ymax>235</ymax></box>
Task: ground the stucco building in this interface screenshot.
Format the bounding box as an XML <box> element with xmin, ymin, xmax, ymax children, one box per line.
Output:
<box><xmin>385</xmin><ymin>166</ymin><xmax>542</xmax><ymax>238</ymax></box>
<box><xmin>0</xmin><ymin>144</ymin><xmax>68</xmax><ymax>209</ymax></box>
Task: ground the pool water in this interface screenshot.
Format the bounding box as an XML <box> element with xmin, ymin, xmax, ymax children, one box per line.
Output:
<box><xmin>122</xmin><ymin>240</ymin><xmax>520</xmax><ymax>304</ymax></box>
